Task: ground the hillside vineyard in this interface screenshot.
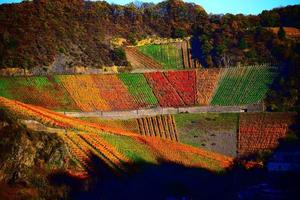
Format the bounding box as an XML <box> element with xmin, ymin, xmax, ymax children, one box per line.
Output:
<box><xmin>0</xmin><ymin>66</ymin><xmax>277</xmax><ymax>112</ymax></box>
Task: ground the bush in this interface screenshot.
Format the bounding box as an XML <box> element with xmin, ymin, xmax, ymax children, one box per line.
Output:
<box><xmin>112</xmin><ymin>48</ymin><xmax>128</xmax><ymax>66</ymax></box>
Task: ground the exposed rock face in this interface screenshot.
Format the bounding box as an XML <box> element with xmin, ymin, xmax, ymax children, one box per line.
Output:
<box><xmin>0</xmin><ymin>112</ymin><xmax>76</xmax><ymax>184</ymax></box>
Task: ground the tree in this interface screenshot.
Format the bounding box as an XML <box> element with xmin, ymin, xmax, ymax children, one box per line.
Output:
<box><xmin>278</xmin><ymin>26</ymin><xmax>286</xmax><ymax>40</ymax></box>
<box><xmin>239</xmin><ymin>38</ymin><xmax>248</xmax><ymax>50</ymax></box>
<box><xmin>172</xmin><ymin>28</ymin><xmax>187</xmax><ymax>38</ymax></box>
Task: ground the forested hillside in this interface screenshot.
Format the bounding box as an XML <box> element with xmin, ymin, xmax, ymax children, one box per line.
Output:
<box><xmin>0</xmin><ymin>0</ymin><xmax>299</xmax><ymax>70</ymax></box>
<box><xmin>0</xmin><ymin>0</ymin><xmax>206</xmax><ymax>69</ymax></box>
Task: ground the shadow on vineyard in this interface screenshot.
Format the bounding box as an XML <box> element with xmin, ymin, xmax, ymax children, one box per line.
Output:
<box><xmin>190</xmin><ymin>35</ymin><xmax>202</xmax><ymax>63</ymax></box>
<box><xmin>48</xmin><ymin>153</ymin><xmax>300</xmax><ymax>200</ymax></box>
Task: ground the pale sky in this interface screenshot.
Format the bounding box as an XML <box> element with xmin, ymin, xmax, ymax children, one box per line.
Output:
<box><xmin>0</xmin><ymin>0</ymin><xmax>299</xmax><ymax>15</ymax></box>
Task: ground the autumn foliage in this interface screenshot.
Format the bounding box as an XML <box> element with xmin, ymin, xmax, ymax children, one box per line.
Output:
<box><xmin>0</xmin><ymin>96</ymin><xmax>233</xmax><ymax>173</ymax></box>
<box><xmin>238</xmin><ymin>112</ymin><xmax>296</xmax><ymax>156</ymax></box>
<box><xmin>144</xmin><ymin>72</ymin><xmax>185</xmax><ymax>107</ymax></box>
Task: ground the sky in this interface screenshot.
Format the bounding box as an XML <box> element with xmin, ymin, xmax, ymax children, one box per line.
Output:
<box><xmin>0</xmin><ymin>0</ymin><xmax>299</xmax><ymax>15</ymax></box>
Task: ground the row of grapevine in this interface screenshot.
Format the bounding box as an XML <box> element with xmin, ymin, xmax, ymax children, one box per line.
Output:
<box><xmin>57</xmin><ymin>132</ymin><xmax>92</xmax><ymax>171</ymax></box>
<box><xmin>164</xmin><ymin>70</ymin><xmax>197</xmax><ymax>106</ymax></box>
<box><xmin>118</xmin><ymin>73</ymin><xmax>158</xmax><ymax>107</ymax></box>
<box><xmin>238</xmin><ymin>112</ymin><xmax>296</xmax><ymax>156</ymax></box>
<box><xmin>91</xmin><ymin>74</ymin><xmax>137</xmax><ymax>110</ymax></box>
<box><xmin>60</xmin><ymin>131</ymin><xmax>128</xmax><ymax>173</ymax></box>
<box><xmin>0</xmin><ymin>96</ymin><xmax>234</xmax><ymax>171</ymax></box>
<box><xmin>56</xmin><ymin>75</ymin><xmax>110</xmax><ymax>112</ymax></box>
<box><xmin>79</xmin><ymin>132</ymin><xmax>131</xmax><ymax>172</ymax></box>
<box><xmin>125</xmin><ymin>47</ymin><xmax>162</xmax><ymax>69</ymax></box>
<box><xmin>180</xmin><ymin>40</ymin><xmax>201</xmax><ymax>69</ymax></box>
<box><xmin>196</xmin><ymin>68</ymin><xmax>222</xmax><ymax>105</ymax></box>
<box><xmin>136</xmin><ymin>115</ymin><xmax>178</xmax><ymax>141</ymax></box>
<box><xmin>0</xmin><ymin>66</ymin><xmax>277</xmax><ymax>111</ymax></box>
<box><xmin>0</xmin><ymin>76</ymin><xmax>78</xmax><ymax>110</ymax></box>
<box><xmin>144</xmin><ymin>72</ymin><xmax>185</xmax><ymax>107</ymax></box>
<box><xmin>211</xmin><ymin>65</ymin><xmax>277</xmax><ymax>106</ymax></box>
<box><xmin>80</xmin><ymin>117</ymin><xmax>140</xmax><ymax>134</ymax></box>
<box><xmin>138</xmin><ymin>43</ymin><xmax>183</xmax><ymax>69</ymax></box>
<box><xmin>135</xmin><ymin>41</ymin><xmax>201</xmax><ymax>69</ymax></box>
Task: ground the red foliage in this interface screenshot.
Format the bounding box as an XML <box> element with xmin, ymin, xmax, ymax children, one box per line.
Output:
<box><xmin>164</xmin><ymin>70</ymin><xmax>196</xmax><ymax>106</ymax></box>
<box><xmin>238</xmin><ymin>113</ymin><xmax>296</xmax><ymax>156</ymax></box>
<box><xmin>144</xmin><ymin>72</ymin><xmax>185</xmax><ymax>107</ymax></box>
<box><xmin>91</xmin><ymin>75</ymin><xmax>137</xmax><ymax>110</ymax></box>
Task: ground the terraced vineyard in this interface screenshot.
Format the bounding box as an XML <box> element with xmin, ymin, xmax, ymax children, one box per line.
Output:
<box><xmin>238</xmin><ymin>112</ymin><xmax>296</xmax><ymax>157</ymax></box>
<box><xmin>164</xmin><ymin>70</ymin><xmax>197</xmax><ymax>106</ymax></box>
<box><xmin>138</xmin><ymin>43</ymin><xmax>183</xmax><ymax>69</ymax></box>
<box><xmin>0</xmin><ymin>76</ymin><xmax>78</xmax><ymax>110</ymax></box>
<box><xmin>0</xmin><ymin>96</ymin><xmax>233</xmax><ymax>173</ymax></box>
<box><xmin>197</xmin><ymin>68</ymin><xmax>222</xmax><ymax>105</ymax></box>
<box><xmin>80</xmin><ymin>117</ymin><xmax>140</xmax><ymax>134</ymax></box>
<box><xmin>0</xmin><ymin>66</ymin><xmax>278</xmax><ymax>111</ymax></box>
<box><xmin>211</xmin><ymin>65</ymin><xmax>278</xmax><ymax>106</ymax></box>
<box><xmin>57</xmin><ymin>75</ymin><xmax>110</xmax><ymax>112</ymax></box>
<box><xmin>125</xmin><ymin>47</ymin><xmax>162</xmax><ymax>69</ymax></box>
<box><xmin>180</xmin><ymin>40</ymin><xmax>201</xmax><ymax>69</ymax></box>
<box><xmin>118</xmin><ymin>73</ymin><xmax>158</xmax><ymax>108</ymax></box>
<box><xmin>144</xmin><ymin>72</ymin><xmax>185</xmax><ymax>107</ymax></box>
<box><xmin>137</xmin><ymin>115</ymin><xmax>178</xmax><ymax>141</ymax></box>
<box><xmin>91</xmin><ymin>74</ymin><xmax>137</xmax><ymax>110</ymax></box>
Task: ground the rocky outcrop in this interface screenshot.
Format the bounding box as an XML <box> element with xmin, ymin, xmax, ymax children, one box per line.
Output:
<box><xmin>0</xmin><ymin>111</ymin><xmax>78</xmax><ymax>184</ymax></box>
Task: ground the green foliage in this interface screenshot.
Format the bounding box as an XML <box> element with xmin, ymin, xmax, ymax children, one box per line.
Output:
<box><xmin>285</xmin><ymin>131</ymin><xmax>299</xmax><ymax>143</ymax></box>
<box><xmin>118</xmin><ymin>73</ymin><xmax>158</xmax><ymax>106</ymax></box>
<box><xmin>211</xmin><ymin>66</ymin><xmax>278</xmax><ymax>106</ymax></box>
<box><xmin>100</xmin><ymin>133</ymin><xmax>157</xmax><ymax>163</ymax></box>
<box><xmin>278</xmin><ymin>26</ymin><xmax>286</xmax><ymax>40</ymax></box>
<box><xmin>112</xmin><ymin>47</ymin><xmax>128</xmax><ymax>66</ymax></box>
<box><xmin>128</xmin><ymin>33</ymin><xmax>137</xmax><ymax>46</ymax></box>
<box><xmin>172</xmin><ymin>28</ymin><xmax>187</xmax><ymax>38</ymax></box>
<box><xmin>0</xmin><ymin>76</ymin><xmax>78</xmax><ymax>111</ymax></box>
<box><xmin>0</xmin><ymin>78</ymin><xmax>13</xmax><ymax>99</ymax></box>
<box><xmin>58</xmin><ymin>47</ymin><xmax>65</xmax><ymax>54</ymax></box>
<box><xmin>138</xmin><ymin>44</ymin><xmax>183</xmax><ymax>69</ymax></box>
<box><xmin>260</xmin><ymin>10</ymin><xmax>281</xmax><ymax>27</ymax></box>
<box><xmin>238</xmin><ymin>38</ymin><xmax>248</xmax><ymax>50</ymax></box>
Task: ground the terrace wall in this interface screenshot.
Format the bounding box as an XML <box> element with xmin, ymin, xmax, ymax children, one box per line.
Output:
<box><xmin>59</xmin><ymin>104</ymin><xmax>264</xmax><ymax>119</ymax></box>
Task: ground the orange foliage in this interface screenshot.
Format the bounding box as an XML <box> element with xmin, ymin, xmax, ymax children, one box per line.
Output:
<box><xmin>268</xmin><ymin>27</ymin><xmax>300</xmax><ymax>38</ymax></box>
<box><xmin>238</xmin><ymin>113</ymin><xmax>296</xmax><ymax>156</ymax></box>
<box><xmin>91</xmin><ymin>74</ymin><xmax>137</xmax><ymax>110</ymax></box>
<box><xmin>58</xmin><ymin>75</ymin><xmax>110</xmax><ymax>112</ymax></box>
<box><xmin>197</xmin><ymin>68</ymin><xmax>222</xmax><ymax>105</ymax></box>
<box><xmin>0</xmin><ymin>96</ymin><xmax>233</xmax><ymax>171</ymax></box>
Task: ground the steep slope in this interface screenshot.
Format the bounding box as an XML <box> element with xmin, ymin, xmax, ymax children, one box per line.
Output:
<box><xmin>0</xmin><ymin>109</ymin><xmax>80</xmax><ymax>200</ymax></box>
<box><xmin>0</xmin><ymin>0</ymin><xmax>207</xmax><ymax>69</ymax></box>
<box><xmin>0</xmin><ymin>96</ymin><xmax>234</xmax><ymax>173</ymax></box>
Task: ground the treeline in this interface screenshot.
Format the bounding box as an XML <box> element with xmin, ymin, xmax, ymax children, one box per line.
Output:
<box><xmin>0</xmin><ymin>0</ymin><xmax>299</xmax><ymax>69</ymax></box>
<box><xmin>192</xmin><ymin>5</ymin><xmax>300</xmax><ymax>68</ymax></box>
